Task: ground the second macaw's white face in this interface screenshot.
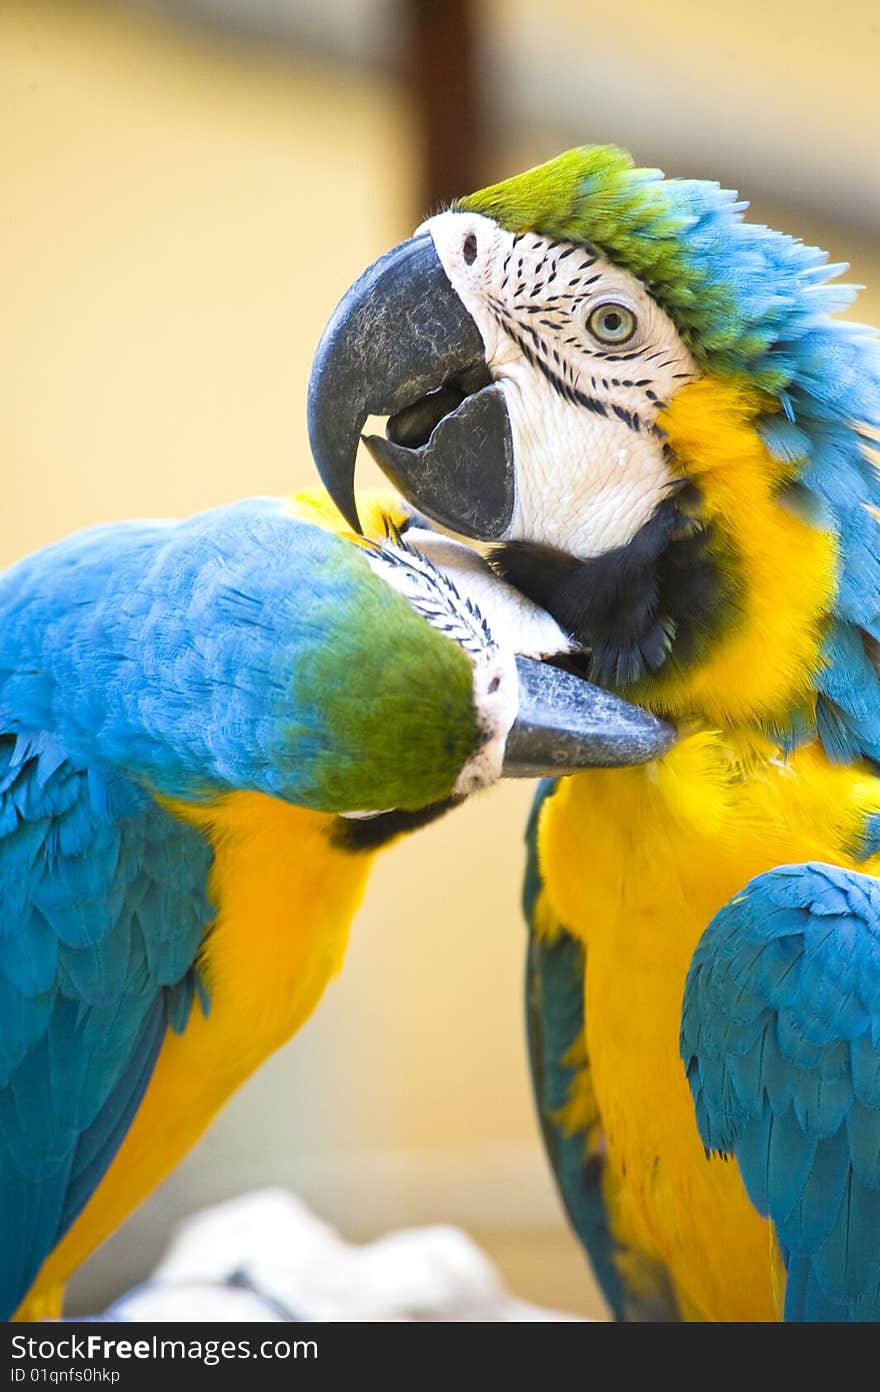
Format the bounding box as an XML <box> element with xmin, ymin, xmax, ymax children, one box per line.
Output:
<box><xmin>419</xmin><ymin>210</ymin><xmax>699</xmax><ymax>561</ymax></box>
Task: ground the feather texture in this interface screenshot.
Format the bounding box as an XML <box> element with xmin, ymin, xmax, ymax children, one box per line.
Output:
<box><xmin>682</xmin><ymin>862</ymin><xmax>880</xmax><ymax>1319</ymax></box>
<box><xmin>0</xmin><ymin>734</ymin><xmax>209</xmax><ymax>1317</ymax></box>
<box><xmin>524</xmin><ymin>780</ymin><xmax>679</xmax><ymax>1321</ymax></box>
<box><xmin>485</xmin><ymin>146</ymin><xmax>880</xmax><ymax>1320</ymax></box>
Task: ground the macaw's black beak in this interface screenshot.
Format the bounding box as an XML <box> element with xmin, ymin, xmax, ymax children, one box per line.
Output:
<box><xmin>307</xmin><ymin>234</ymin><xmax>515</xmax><ymax>539</ymax></box>
<box><xmin>504</xmin><ymin>658</ymin><xmax>676</xmax><ymax>775</ymax></box>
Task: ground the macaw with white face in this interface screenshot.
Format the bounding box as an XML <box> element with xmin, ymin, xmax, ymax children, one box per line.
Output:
<box><xmin>308</xmin><ymin>146</ymin><xmax>880</xmax><ymax>1321</ymax></box>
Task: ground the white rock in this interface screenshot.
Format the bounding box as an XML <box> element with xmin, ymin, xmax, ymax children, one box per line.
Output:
<box><xmin>102</xmin><ymin>1189</ymin><xmax>584</xmax><ymax>1322</ymax></box>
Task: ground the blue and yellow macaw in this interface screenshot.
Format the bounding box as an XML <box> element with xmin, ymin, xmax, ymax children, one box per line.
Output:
<box><xmin>0</xmin><ymin>487</ymin><xmax>671</xmax><ymax>1321</ymax></box>
<box><xmin>309</xmin><ymin>146</ymin><xmax>880</xmax><ymax>1320</ymax></box>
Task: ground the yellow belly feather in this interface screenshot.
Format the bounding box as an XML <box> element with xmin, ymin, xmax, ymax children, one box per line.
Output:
<box><xmin>16</xmin><ymin>794</ymin><xmax>374</xmax><ymax>1318</ymax></box>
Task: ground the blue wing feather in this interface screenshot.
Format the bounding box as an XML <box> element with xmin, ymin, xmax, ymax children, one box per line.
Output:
<box><xmin>0</xmin><ymin>733</ymin><xmax>212</xmax><ymax>1318</ymax></box>
<box><xmin>682</xmin><ymin>861</ymin><xmax>880</xmax><ymax>1320</ymax></box>
<box><xmin>57</xmin><ymin>993</ymin><xmax>168</xmax><ymax>1239</ymax></box>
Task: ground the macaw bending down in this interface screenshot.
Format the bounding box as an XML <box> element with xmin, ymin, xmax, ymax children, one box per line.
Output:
<box><xmin>309</xmin><ymin>146</ymin><xmax>880</xmax><ymax>1320</ymax></box>
<box><xmin>0</xmin><ymin>488</ymin><xmax>672</xmax><ymax>1321</ymax></box>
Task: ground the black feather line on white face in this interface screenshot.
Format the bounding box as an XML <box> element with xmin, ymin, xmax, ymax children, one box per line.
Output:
<box><xmin>361</xmin><ymin>527</ymin><xmax>521</xmax><ymax>805</ymax></box>
<box><xmin>420</xmin><ymin>210</ymin><xmax>700</xmax><ymax>561</ymax></box>
<box><xmin>362</xmin><ymin>531</ymin><xmax>498</xmax><ymax>661</ymax></box>
<box><xmin>437</xmin><ymin>217</ymin><xmax>696</xmax><ymax>440</ymax></box>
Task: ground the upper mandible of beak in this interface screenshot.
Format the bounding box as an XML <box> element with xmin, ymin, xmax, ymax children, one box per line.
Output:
<box><xmin>307</xmin><ymin>233</ymin><xmax>515</xmax><ymax>539</ymax></box>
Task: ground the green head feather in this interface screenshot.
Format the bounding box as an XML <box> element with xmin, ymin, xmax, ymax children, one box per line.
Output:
<box><xmin>457</xmin><ymin>144</ymin><xmax>860</xmax><ymax>392</ymax></box>
<box><xmin>288</xmin><ymin>542</ymin><xmax>480</xmax><ymax>813</ymax></box>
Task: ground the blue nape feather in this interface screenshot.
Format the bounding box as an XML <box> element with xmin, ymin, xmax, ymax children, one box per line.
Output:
<box><xmin>684</xmin><ymin>195</ymin><xmax>880</xmax><ymax>767</ymax></box>
<box><xmin>696</xmin><ymin>190</ymin><xmax>880</xmax><ymax>768</ymax></box>
<box><xmin>701</xmin><ymin>212</ymin><xmax>880</xmax><ymax>773</ymax></box>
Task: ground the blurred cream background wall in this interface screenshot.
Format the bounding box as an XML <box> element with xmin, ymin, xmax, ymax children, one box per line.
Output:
<box><xmin>2</xmin><ymin>0</ymin><xmax>878</xmax><ymax>1318</ymax></box>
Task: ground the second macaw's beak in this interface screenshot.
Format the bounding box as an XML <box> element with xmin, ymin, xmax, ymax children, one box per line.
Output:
<box><xmin>307</xmin><ymin>234</ymin><xmax>515</xmax><ymax>540</ymax></box>
<box><xmin>503</xmin><ymin>657</ymin><xmax>675</xmax><ymax>775</ymax></box>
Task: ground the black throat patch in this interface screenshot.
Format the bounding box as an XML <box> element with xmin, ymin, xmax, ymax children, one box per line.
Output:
<box><xmin>329</xmin><ymin>798</ymin><xmax>463</xmax><ymax>853</ymax></box>
<box><xmin>490</xmin><ymin>486</ymin><xmax>731</xmax><ymax>689</ymax></box>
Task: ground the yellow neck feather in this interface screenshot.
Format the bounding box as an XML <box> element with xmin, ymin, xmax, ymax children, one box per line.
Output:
<box><xmin>648</xmin><ymin>376</ymin><xmax>837</xmax><ymax>731</ymax></box>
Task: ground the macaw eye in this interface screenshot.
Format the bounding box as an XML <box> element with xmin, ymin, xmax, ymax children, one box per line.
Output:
<box><xmin>586</xmin><ymin>302</ymin><xmax>637</xmax><ymax>346</ymax></box>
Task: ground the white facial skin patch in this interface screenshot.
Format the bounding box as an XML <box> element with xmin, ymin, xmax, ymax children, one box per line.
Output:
<box><xmin>399</xmin><ymin>528</ymin><xmax>574</xmax><ymax>660</ymax></box>
<box><xmin>419</xmin><ymin>210</ymin><xmax>700</xmax><ymax>560</ymax></box>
